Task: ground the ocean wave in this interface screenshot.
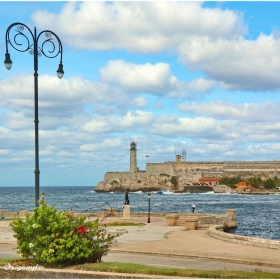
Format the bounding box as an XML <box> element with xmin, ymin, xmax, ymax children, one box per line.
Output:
<box><xmin>198</xmin><ymin>191</ymin><xmax>215</xmax><ymax>195</ymax></box>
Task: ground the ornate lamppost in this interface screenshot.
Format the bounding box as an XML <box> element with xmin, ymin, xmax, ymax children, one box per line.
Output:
<box><xmin>4</xmin><ymin>22</ymin><xmax>64</xmax><ymax>207</ymax></box>
<box><xmin>147</xmin><ymin>193</ymin><xmax>151</xmax><ymax>223</ymax></box>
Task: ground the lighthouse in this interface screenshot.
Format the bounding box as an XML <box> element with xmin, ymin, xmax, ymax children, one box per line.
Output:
<box><xmin>130</xmin><ymin>141</ymin><xmax>137</xmax><ymax>172</ymax></box>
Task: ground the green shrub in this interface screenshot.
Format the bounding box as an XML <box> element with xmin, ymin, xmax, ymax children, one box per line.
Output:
<box><xmin>219</xmin><ymin>176</ymin><xmax>243</xmax><ymax>188</ymax></box>
<box><xmin>110</xmin><ymin>180</ymin><xmax>119</xmax><ymax>186</ymax></box>
<box><xmin>10</xmin><ymin>201</ymin><xmax>117</xmax><ymax>266</ymax></box>
<box><xmin>170</xmin><ymin>176</ymin><xmax>178</xmax><ymax>187</ymax></box>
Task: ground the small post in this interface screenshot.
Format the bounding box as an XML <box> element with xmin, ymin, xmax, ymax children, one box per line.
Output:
<box><xmin>147</xmin><ymin>193</ymin><xmax>151</xmax><ymax>223</ymax></box>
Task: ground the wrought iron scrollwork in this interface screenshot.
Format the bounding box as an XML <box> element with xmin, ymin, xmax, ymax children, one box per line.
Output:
<box><xmin>6</xmin><ymin>23</ymin><xmax>34</xmax><ymax>53</ymax></box>
<box><xmin>5</xmin><ymin>22</ymin><xmax>63</xmax><ymax>63</ymax></box>
<box><xmin>37</xmin><ymin>30</ymin><xmax>63</xmax><ymax>59</ymax></box>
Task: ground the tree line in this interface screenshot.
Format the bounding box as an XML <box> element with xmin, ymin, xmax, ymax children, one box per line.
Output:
<box><xmin>219</xmin><ymin>176</ymin><xmax>280</xmax><ymax>189</ymax></box>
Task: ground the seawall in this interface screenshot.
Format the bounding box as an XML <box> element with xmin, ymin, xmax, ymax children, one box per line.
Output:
<box><xmin>209</xmin><ymin>225</ymin><xmax>280</xmax><ymax>250</ymax></box>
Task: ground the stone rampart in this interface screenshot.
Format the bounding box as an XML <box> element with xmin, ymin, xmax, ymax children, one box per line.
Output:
<box><xmin>174</xmin><ymin>162</ymin><xmax>224</xmax><ymax>172</ymax></box>
<box><xmin>208</xmin><ymin>225</ymin><xmax>280</xmax><ymax>250</ymax></box>
<box><xmin>213</xmin><ymin>185</ymin><xmax>231</xmax><ymax>193</ymax></box>
<box><xmin>146</xmin><ymin>163</ymin><xmax>174</xmax><ymax>175</ymax></box>
<box><xmin>183</xmin><ymin>185</ymin><xmax>213</xmax><ymax>193</ymax></box>
<box><xmin>95</xmin><ymin>171</ymin><xmax>171</xmax><ymax>192</ymax></box>
<box><xmin>165</xmin><ymin>209</ymin><xmax>237</xmax><ymax>230</ymax></box>
<box><xmin>104</xmin><ymin>172</ymin><xmax>135</xmax><ymax>181</ymax></box>
<box><xmin>0</xmin><ymin>210</ymin><xmax>32</xmax><ymax>219</ymax></box>
<box><xmin>96</xmin><ymin>160</ymin><xmax>280</xmax><ymax>192</ymax></box>
<box><xmin>146</xmin><ymin>160</ymin><xmax>280</xmax><ymax>178</ymax></box>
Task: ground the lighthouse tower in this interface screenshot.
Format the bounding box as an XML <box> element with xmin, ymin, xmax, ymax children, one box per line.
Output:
<box><xmin>130</xmin><ymin>141</ymin><xmax>137</xmax><ymax>172</ymax></box>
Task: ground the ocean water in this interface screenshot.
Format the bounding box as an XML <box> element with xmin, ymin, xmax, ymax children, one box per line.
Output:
<box><xmin>0</xmin><ymin>186</ymin><xmax>279</xmax><ymax>240</ymax></box>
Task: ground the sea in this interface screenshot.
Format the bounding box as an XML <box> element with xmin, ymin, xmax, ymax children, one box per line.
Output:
<box><xmin>0</xmin><ymin>186</ymin><xmax>279</xmax><ymax>241</ymax></box>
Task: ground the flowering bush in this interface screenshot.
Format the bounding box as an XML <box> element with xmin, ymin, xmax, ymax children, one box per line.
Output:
<box><xmin>10</xmin><ymin>201</ymin><xmax>117</xmax><ymax>266</ymax></box>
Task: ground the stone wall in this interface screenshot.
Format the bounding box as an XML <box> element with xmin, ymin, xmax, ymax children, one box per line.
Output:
<box><xmin>0</xmin><ymin>210</ymin><xmax>32</xmax><ymax>219</ymax></box>
<box><xmin>146</xmin><ymin>162</ymin><xmax>174</xmax><ymax>175</ymax></box>
<box><xmin>96</xmin><ymin>160</ymin><xmax>280</xmax><ymax>192</ymax></box>
<box><xmin>95</xmin><ymin>172</ymin><xmax>172</xmax><ymax>192</ymax></box>
<box><xmin>213</xmin><ymin>185</ymin><xmax>231</xmax><ymax>193</ymax></box>
<box><xmin>208</xmin><ymin>225</ymin><xmax>280</xmax><ymax>250</ymax></box>
<box><xmin>174</xmin><ymin>162</ymin><xmax>224</xmax><ymax>172</ymax></box>
<box><xmin>183</xmin><ymin>185</ymin><xmax>213</xmax><ymax>193</ymax></box>
<box><xmin>146</xmin><ymin>160</ymin><xmax>280</xmax><ymax>177</ymax></box>
<box><xmin>165</xmin><ymin>209</ymin><xmax>237</xmax><ymax>230</ymax></box>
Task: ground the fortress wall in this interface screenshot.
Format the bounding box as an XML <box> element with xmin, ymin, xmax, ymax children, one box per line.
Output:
<box><xmin>104</xmin><ymin>172</ymin><xmax>135</xmax><ymax>181</ymax></box>
<box><xmin>104</xmin><ymin>171</ymin><xmax>155</xmax><ymax>182</ymax></box>
<box><xmin>102</xmin><ymin>161</ymin><xmax>280</xmax><ymax>188</ymax></box>
<box><xmin>174</xmin><ymin>162</ymin><xmax>224</xmax><ymax>172</ymax></box>
<box><xmin>224</xmin><ymin>161</ymin><xmax>280</xmax><ymax>169</ymax></box>
<box><xmin>223</xmin><ymin>171</ymin><xmax>280</xmax><ymax>179</ymax></box>
<box><xmin>146</xmin><ymin>163</ymin><xmax>174</xmax><ymax>175</ymax></box>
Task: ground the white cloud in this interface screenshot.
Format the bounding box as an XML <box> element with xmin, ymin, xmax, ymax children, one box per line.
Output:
<box><xmin>100</xmin><ymin>60</ymin><xmax>216</xmax><ymax>97</ymax></box>
<box><xmin>31</xmin><ymin>2</ymin><xmax>246</xmax><ymax>53</ymax></box>
<box><xmin>169</xmin><ymin>77</ymin><xmax>217</xmax><ymax>98</ymax></box>
<box><xmin>178</xmin><ymin>100</ymin><xmax>280</xmax><ymax>122</ymax></box>
<box><xmin>79</xmin><ymin>138</ymin><xmax>123</xmax><ymax>152</ymax></box>
<box><xmin>30</xmin><ymin>2</ymin><xmax>280</xmax><ymax>92</ymax></box>
<box><xmin>178</xmin><ymin>34</ymin><xmax>280</xmax><ymax>91</ymax></box>
<box><xmin>83</xmin><ymin>111</ymin><xmax>154</xmax><ymax>133</ymax></box>
<box><xmin>100</xmin><ymin>60</ymin><xmax>172</xmax><ymax>94</ymax></box>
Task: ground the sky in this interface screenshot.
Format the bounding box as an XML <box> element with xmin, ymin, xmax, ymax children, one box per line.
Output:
<box><xmin>1</xmin><ymin>1</ymin><xmax>280</xmax><ymax>187</ymax></box>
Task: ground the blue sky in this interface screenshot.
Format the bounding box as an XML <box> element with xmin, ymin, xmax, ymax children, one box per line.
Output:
<box><xmin>1</xmin><ymin>1</ymin><xmax>280</xmax><ymax>187</ymax></box>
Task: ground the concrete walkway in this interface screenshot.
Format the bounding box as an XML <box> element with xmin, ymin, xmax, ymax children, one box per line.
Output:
<box><xmin>107</xmin><ymin>216</ymin><xmax>280</xmax><ymax>269</ymax></box>
<box><xmin>1</xmin><ymin>216</ymin><xmax>280</xmax><ymax>269</ymax></box>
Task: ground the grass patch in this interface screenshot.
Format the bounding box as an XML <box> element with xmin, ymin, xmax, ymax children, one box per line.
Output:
<box><xmin>105</xmin><ymin>221</ymin><xmax>145</xmax><ymax>226</ymax></box>
<box><xmin>0</xmin><ymin>259</ymin><xmax>13</xmax><ymax>266</ymax></box>
<box><xmin>2</xmin><ymin>259</ymin><xmax>280</xmax><ymax>279</ymax></box>
<box><xmin>77</xmin><ymin>262</ymin><xmax>280</xmax><ymax>279</ymax></box>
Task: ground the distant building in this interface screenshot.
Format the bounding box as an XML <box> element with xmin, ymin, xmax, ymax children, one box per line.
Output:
<box><xmin>235</xmin><ymin>182</ymin><xmax>251</xmax><ymax>188</ymax></box>
<box><xmin>198</xmin><ymin>178</ymin><xmax>220</xmax><ymax>186</ymax></box>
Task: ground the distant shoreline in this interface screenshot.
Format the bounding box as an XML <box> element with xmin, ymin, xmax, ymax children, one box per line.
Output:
<box><xmin>238</xmin><ymin>192</ymin><xmax>279</xmax><ymax>195</ymax></box>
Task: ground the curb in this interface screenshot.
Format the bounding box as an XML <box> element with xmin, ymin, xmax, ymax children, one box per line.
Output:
<box><xmin>0</xmin><ymin>266</ymin><xmax>178</xmax><ymax>279</ymax></box>
<box><xmin>110</xmin><ymin>249</ymin><xmax>280</xmax><ymax>269</ymax></box>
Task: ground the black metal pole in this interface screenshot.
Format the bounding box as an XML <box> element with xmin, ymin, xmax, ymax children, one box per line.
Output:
<box><xmin>4</xmin><ymin>22</ymin><xmax>64</xmax><ymax>208</ymax></box>
<box><xmin>147</xmin><ymin>195</ymin><xmax>151</xmax><ymax>223</ymax></box>
<box><xmin>34</xmin><ymin>27</ymin><xmax>40</xmax><ymax>207</ymax></box>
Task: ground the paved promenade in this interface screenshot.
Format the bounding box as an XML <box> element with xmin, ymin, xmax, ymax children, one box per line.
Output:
<box><xmin>1</xmin><ymin>216</ymin><xmax>280</xmax><ymax>270</ymax></box>
<box><xmin>107</xmin><ymin>216</ymin><xmax>280</xmax><ymax>269</ymax></box>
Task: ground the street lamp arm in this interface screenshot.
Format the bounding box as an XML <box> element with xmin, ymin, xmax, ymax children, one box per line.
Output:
<box><xmin>5</xmin><ymin>23</ymin><xmax>64</xmax><ymax>78</ymax></box>
<box><xmin>37</xmin><ymin>30</ymin><xmax>63</xmax><ymax>60</ymax></box>
<box><xmin>37</xmin><ymin>30</ymin><xmax>64</xmax><ymax>78</ymax></box>
<box><xmin>5</xmin><ymin>22</ymin><xmax>35</xmax><ymax>54</ymax></box>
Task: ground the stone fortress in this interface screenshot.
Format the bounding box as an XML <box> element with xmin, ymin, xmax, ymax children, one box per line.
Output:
<box><xmin>95</xmin><ymin>141</ymin><xmax>280</xmax><ymax>193</ymax></box>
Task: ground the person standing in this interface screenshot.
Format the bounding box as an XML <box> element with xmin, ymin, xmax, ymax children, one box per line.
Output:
<box><xmin>192</xmin><ymin>202</ymin><xmax>196</xmax><ymax>213</ymax></box>
<box><xmin>124</xmin><ymin>189</ymin><xmax>130</xmax><ymax>205</ymax></box>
